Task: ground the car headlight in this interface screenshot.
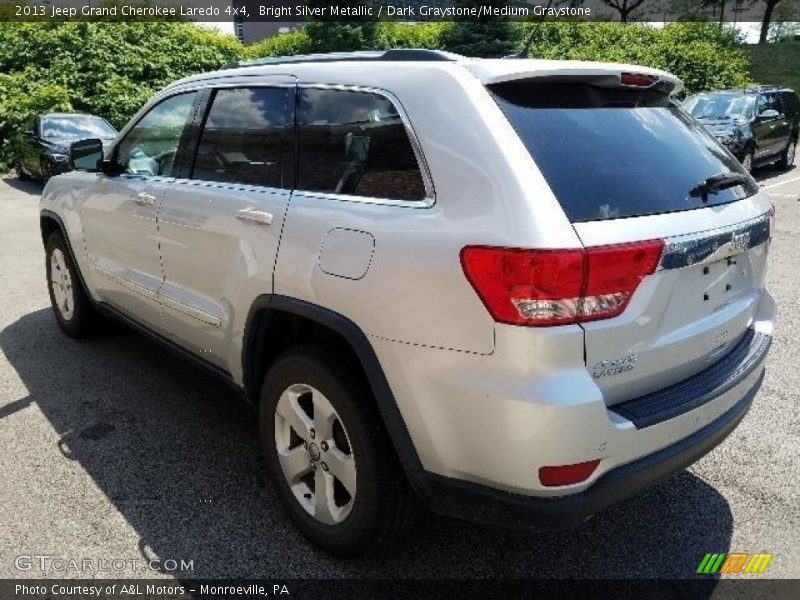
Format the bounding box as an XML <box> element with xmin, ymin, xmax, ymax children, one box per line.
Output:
<box><xmin>50</xmin><ymin>153</ymin><xmax>68</xmax><ymax>162</ymax></box>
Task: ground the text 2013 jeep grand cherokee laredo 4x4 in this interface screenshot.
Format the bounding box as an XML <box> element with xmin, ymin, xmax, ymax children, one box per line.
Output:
<box><xmin>40</xmin><ymin>50</ymin><xmax>775</xmax><ymax>556</ymax></box>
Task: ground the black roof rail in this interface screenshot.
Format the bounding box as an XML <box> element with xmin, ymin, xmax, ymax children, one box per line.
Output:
<box><xmin>221</xmin><ymin>49</ymin><xmax>460</xmax><ymax>70</ymax></box>
<box><xmin>743</xmin><ymin>84</ymin><xmax>785</xmax><ymax>92</ymax></box>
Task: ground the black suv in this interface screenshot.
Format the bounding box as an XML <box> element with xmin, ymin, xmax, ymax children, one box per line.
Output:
<box><xmin>683</xmin><ymin>86</ymin><xmax>799</xmax><ymax>172</ymax></box>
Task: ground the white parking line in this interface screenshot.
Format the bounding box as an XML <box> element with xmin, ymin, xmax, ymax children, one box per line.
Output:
<box><xmin>763</xmin><ymin>175</ymin><xmax>800</xmax><ymax>189</ymax></box>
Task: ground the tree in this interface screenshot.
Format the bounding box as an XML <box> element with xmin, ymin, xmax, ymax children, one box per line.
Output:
<box><xmin>766</xmin><ymin>0</ymin><xmax>799</xmax><ymax>41</ymax></box>
<box><xmin>758</xmin><ymin>0</ymin><xmax>789</xmax><ymax>43</ymax></box>
<box><xmin>599</xmin><ymin>0</ymin><xmax>648</xmax><ymax>23</ymax></box>
<box><xmin>670</xmin><ymin>0</ymin><xmax>731</xmax><ymax>24</ymax></box>
<box><xmin>440</xmin><ymin>0</ymin><xmax>522</xmax><ymax>57</ymax></box>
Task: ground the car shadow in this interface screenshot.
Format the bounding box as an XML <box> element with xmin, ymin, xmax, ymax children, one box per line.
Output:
<box><xmin>1</xmin><ymin>175</ymin><xmax>43</xmax><ymax>195</ymax></box>
<box><xmin>0</xmin><ymin>308</ymin><xmax>733</xmax><ymax>584</ymax></box>
<box><xmin>753</xmin><ymin>165</ymin><xmax>796</xmax><ymax>185</ymax></box>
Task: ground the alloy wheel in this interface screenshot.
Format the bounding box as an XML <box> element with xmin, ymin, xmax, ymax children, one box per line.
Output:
<box><xmin>49</xmin><ymin>248</ymin><xmax>75</xmax><ymax>321</ymax></box>
<box><xmin>274</xmin><ymin>383</ymin><xmax>356</xmax><ymax>525</ymax></box>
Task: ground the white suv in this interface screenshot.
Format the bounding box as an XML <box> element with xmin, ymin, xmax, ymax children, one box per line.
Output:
<box><xmin>40</xmin><ymin>50</ymin><xmax>775</xmax><ymax>556</ymax></box>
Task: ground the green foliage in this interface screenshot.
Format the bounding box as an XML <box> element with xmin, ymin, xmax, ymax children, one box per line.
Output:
<box><xmin>439</xmin><ymin>1</ymin><xmax>522</xmax><ymax>57</ymax></box>
<box><xmin>523</xmin><ymin>22</ymin><xmax>751</xmax><ymax>94</ymax></box>
<box><xmin>305</xmin><ymin>21</ymin><xmax>379</xmax><ymax>53</ymax></box>
<box><xmin>373</xmin><ymin>22</ymin><xmax>447</xmax><ymax>50</ymax></box>
<box><xmin>0</xmin><ymin>70</ymin><xmax>72</xmax><ymax>162</ymax></box>
<box><xmin>749</xmin><ymin>42</ymin><xmax>800</xmax><ymax>93</ymax></box>
<box><xmin>0</xmin><ymin>21</ymin><xmax>244</xmax><ymax>167</ymax></box>
<box><xmin>246</xmin><ymin>28</ymin><xmax>313</xmax><ymax>59</ymax></box>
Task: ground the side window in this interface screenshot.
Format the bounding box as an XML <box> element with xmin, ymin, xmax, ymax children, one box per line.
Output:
<box><xmin>115</xmin><ymin>92</ymin><xmax>197</xmax><ymax>177</ymax></box>
<box><xmin>757</xmin><ymin>93</ymin><xmax>779</xmax><ymax>115</ymax></box>
<box><xmin>192</xmin><ymin>87</ymin><xmax>288</xmax><ymax>187</ymax></box>
<box><xmin>296</xmin><ymin>88</ymin><xmax>427</xmax><ymax>201</ymax></box>
<box><xmin>781</xmin><ymin>92</ymin><xmax>799</xmax><ymax>116</ymax></box>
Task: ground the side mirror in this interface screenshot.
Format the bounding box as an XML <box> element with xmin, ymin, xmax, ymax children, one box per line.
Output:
<box><xmin>758</xmin><ymin>109</ymin><xmax>780</xmax><ymax>120</ymax></box>
<box><xmin>70</xmin><ymin>138</ymin><xmax>103</xmax><ymax>172</ymax></box>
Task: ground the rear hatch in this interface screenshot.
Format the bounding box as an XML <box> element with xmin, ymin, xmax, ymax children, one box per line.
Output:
<box><xmin>486</xmin><ymin>69</ymin><xmax>771</xmax><ymax>405</ymax></box>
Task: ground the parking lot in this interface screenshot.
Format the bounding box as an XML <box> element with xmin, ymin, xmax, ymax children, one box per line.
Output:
<box><xmin>0</xmin><ymin>169</ymin><xmax>798</xmax><ymax>579</ymax></box>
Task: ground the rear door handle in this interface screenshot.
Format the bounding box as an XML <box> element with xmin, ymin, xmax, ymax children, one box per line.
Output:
<box><xmin>134</xmin><ymin>192</ymin><xmax>157</xmax><ymax>207</ymax></box>
<box><xmin>236</xmin><ymin>208</ymin><xmax>273</xmax><ymax>225</ymax></box>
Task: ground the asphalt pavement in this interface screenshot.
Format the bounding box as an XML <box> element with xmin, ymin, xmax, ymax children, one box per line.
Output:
<box><xmin>0</xmin><ymin>169</ymin><xmax>798</xmax><ymax>580</ymax></box>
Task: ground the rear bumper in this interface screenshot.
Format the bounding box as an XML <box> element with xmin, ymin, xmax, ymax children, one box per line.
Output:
<box><xmin>409</xmin><ymin>368</ymin><xmax>764</xmax><ymax>530</ymax></box>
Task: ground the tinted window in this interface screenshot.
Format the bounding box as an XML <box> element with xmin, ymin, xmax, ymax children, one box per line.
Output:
<box><xmin>491</xmin><ymin>81</ymin><xmax>758</xmax><ymax>223</ymax></box>
<box><xmin>297</xmin><ymin>88</ymin><xmax>426</xmax><ymax>201</ymax></box>
<box><xmin>116</xmin><ymin>92</ymin><xmax>197</xmax><ymax>177</ymax></box>
<box><xmin>781</xmin><ymin>92</ymin><xmax>800</xmax><ymax>115</ymax></box>
<box><xmin>757</xmin><ymin>93</ymin><xmax>781</xmax><ymax>115</ymax></box>
<box><xmin>41</xmin><ymin>115</ymin><xmax>116</xmax><ymax>140</ymax></box>
<box><xmin>193</xmin><ymin>87</ymin><xmax>288</xmax><ymax>187</ymax></box>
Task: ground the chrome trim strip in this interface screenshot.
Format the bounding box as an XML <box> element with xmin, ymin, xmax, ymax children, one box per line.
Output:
<box><xmin>658</xmin><ymin>213</ymin><xmax>771</xmax><ymax>271</ymax></box>
<box><xmin>89</xmin><ymin>263</ymin><xmax>160</xmax><ymax>302</ymax></box>
<box><xmin>90</xmin><ymin>263</ymin><xmax>222</xmax><ymax>328</ymax></box>
<box><xmin>160</xmin><ymin>295</ymin><xmax>223</xmax><ymax>328</ymax></box>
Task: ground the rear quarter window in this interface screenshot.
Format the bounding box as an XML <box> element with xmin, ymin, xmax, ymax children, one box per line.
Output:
<box><xmin>296</xmin><ymin>88</ymin><xmax>427</xmax><ymax>202</ymax></box>
<box><xmin>490</xmin><ymin>81</ymin><xmax>758</xmax><ymax>222</ymax></box>
<box><xmin>781</xmin><ymin>92</ymin><xmax>800</xmax><ymax>115</ymax></box>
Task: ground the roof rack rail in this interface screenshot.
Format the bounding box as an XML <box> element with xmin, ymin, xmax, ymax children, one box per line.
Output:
<box><xmin>221</xmin><ymin>49</ymin><xmax>460</xmax><ymax>70</ymax></box>
<box><xmin>744</xmin><ymin>84</ymin><xmax>783</xmax><ymax>91</ymax></box>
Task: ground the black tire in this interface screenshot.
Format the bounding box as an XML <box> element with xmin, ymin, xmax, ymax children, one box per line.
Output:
<box><xmin>260</xmin><ymin>347</ymin><xmax>422</xmax><ymax>556</ymax></box>
<box><xmin>40</xmin><ymin>157</ymin><xmax>52</xmax><ymax>183</ymax></box>
<box><xmin>777</xmin><ymin>138</ymin><xmax>797</xmax><ymax>170</ymax></box>
<box><xmin>45</xmin><ymin>232</ymin><xmax>99</xmax><ymax>337</ymax></box>
<box><xmin>14</xmin><ymin>161</ymin><xmax>30</xmax><ymax>180</ymax></box>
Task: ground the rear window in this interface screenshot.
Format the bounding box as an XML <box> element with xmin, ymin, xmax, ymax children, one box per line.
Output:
<box><xmin>490</xmin><ymin>81</ymin><xmax>758</xmax><ymax>222</ymax></box>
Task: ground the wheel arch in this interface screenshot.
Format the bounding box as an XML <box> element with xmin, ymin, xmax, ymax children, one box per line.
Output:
<box><xmin>242</xmin><ymin>295</ymin><xmax>423</xmax><ymax>473</ymax></box>
<box><xmin>39</xmin><ymin>210</ymin><xmax>93</xmax><ymax>301</ymax></box>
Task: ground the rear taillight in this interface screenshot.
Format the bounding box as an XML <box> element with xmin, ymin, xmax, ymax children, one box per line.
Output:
<box><xmin>461</xmin><ymin>240</ymin><xmax>663</xmax><ymax>327</ymax></box>
<box><xmin>620</xmin><ymin>72</ymin><xmax>659</xmax><ymax>88</ymax></box>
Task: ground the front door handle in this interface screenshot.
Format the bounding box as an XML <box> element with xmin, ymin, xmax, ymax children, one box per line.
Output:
<box><xmin>134</xmin><ymin>192</ymin><xmax>157</xmax><ymax>207</ymax></box>
<box><xmin>236</xmin><ymin>208</ymin><xmax>273</xmax><ymax>225</ymax></box>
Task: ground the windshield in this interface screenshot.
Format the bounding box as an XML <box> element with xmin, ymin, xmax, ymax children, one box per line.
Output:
<box><xmin>491</xmin><ymin>81</ymin><xmax>758</xmax><ymax>223</ymax></box>
<box><xmin>41</xmin><ymin>115</ymin><xmax>117</xmax><ymax>140</ymax></box>
<box><xmin>683</xmin><ymin>93</ymin><xmax>756</xmax><ymax>121</ymax></box>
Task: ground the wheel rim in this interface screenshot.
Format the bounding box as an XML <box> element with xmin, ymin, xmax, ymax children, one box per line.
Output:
<box><xmin>743</xmin><ymin>152</ymin><xmax>753</xmax><ymax>172</ymax></box>
<box><xmin>50</xmin><ymin>248</ymin><xmax>75</xmax><ymax>321</ymax></box>
<box><xmin>788</xmin><ymin>143</ymin><xmax>796</xmax><ymax>166</ymax></box>
<box><xmin>274</xmin><ymin>383</ymin><xmax>356</xmax><ymax>525</ymax></box>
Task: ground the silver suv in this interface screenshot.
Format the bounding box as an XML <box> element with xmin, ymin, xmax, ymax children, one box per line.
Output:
<box><xmin>40</xmin><ymin>50</ymin><xmax>775</xmax><ymax>556</ymax></box>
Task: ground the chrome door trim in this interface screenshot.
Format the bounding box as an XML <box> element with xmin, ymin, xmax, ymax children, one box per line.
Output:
<box><xmin>89</xmin><ymin>263</ymin><xmax>159</xmax><ymax>302</ymax></box>
<box><xmin>160</xmin><ymin>294</ymin><xmax>223</xmax><ymax>328</ymax></box>
<box><xmin>90</xmin><ymin>263</ymin><xmax>222</xmax><ymax>328</ymax></box>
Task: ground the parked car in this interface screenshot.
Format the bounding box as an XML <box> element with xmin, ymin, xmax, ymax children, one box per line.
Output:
<box><xmin>15</xmin><ymin>113</ymin><xmax>117</xmax><ymax>181</ymax></box>
<box><xmin>40</xmin><ymin>50</ymin><xmax>775</xmax><ymax>556</ymax></box>
<box><xmin>683</xmin><ymin>86</ymin><xmax>799</xmax><ymax>172</ymax></box>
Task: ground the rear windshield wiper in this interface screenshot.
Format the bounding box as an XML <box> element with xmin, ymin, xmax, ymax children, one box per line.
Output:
<box><xmin>689</xmin><ymin>172</ymin><xmax>750</xmax><ymax>201</ymax></box>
